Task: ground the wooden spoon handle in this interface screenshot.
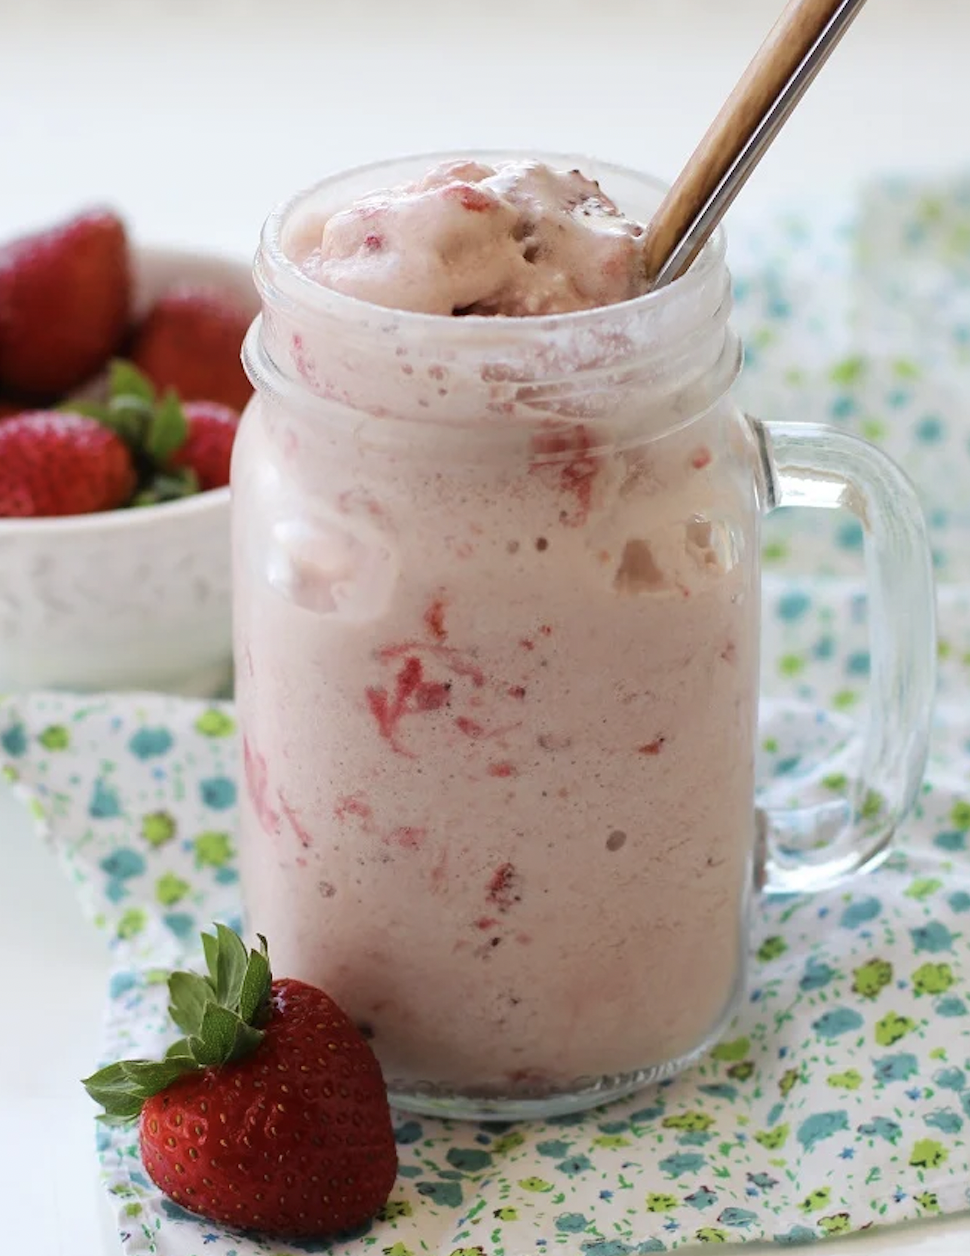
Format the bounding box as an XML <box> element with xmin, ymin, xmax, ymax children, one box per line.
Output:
<box><xmin>643</xmin><ymin>0</ymin><xmax>846</xmax><ymax>282</ymax></box>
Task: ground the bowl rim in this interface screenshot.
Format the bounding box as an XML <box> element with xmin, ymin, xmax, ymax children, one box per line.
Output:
<box><xmin>0</xmin><ymin>484</ymin><xmax>230</xmax><ymax>537</ymax></box>
<box><xmin>0</xmin><ymin>240</ymin><xmax>251</xmax><ymax>536</ymax></box>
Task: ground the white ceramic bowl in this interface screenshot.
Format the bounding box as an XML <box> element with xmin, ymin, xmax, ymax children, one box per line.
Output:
<box><xmin>0</xmin><ymin>245</ymin><xmax>258</xmax><ymax>696</ymax></box>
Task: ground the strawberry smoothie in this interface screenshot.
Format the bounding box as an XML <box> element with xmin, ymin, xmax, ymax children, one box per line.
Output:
<box><xmin>297</xmin><ymin>160</ymin><xmax>649</xmax><ymax>315</ymax></box>
<box><xmin>235</xmin><ymin>156</ymin><xmax>760</xmax><ymax>1114</ymax></box>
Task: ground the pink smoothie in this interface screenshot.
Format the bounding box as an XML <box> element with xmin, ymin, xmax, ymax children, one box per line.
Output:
<box><xmin>235</xmin><ymin>160</ymin><xmax>759</xmax><ymax>1100</ymax></box>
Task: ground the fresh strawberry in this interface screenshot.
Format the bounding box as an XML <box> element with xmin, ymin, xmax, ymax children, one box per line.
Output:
<box><xmin>169</xmin><ymin>400</ymin><xmax>239</xmax><ymax>490</ymax></box>
<box><xmin>83</xmin><ymin>926</ymin><xmax>397</xmax><ymax>1240</ymax></box>
<box><xmin>0</xmin><ymin>208</ymin><xmax>131</xmax><ymax>400</ymax></box>
<box><xmin>0</xmin><ymin>411</ymin><xmax>136</xmax><ymax>517</ymax></box>
<box><xmin>130</xmin><ymin>284</ymin><xmax>253</xmax><ymax>412</ymax></box>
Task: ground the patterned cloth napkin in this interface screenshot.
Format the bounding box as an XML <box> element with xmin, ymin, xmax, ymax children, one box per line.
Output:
<box><xmin>5</xmin><ymin>176</ymin><xmax>970</xmax><ymax>1255</ymax></box>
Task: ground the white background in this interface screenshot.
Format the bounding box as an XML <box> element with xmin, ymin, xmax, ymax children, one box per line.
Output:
<box><xmin>3</xmin><ymin>0</ymin><xmax>970</xmax><ymax>252</ymax></box>
<box><xmin>2</xmin><ymin>1</ymin><xmax>970</xmax><ymax>1252</ymax></box>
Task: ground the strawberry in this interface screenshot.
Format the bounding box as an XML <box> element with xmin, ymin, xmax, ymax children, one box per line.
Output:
<box><xmin>0</xmin><ymin>411</ymin><xmax>136</xmax><ymax>517</ymax></box>
<box><xmin>170</xmin><ymin>400</ymin><xmax>239</xmax><ymax>490</ymax></box>
<box><xmin>83</xmin><ymin>926</ymin><xmax>397</xmax><ymax>1240</ymax></box>
<box><xmin>130</xmin><ymin>284</ymin><xmax>253</xmax><ymax>413</ymax></box>
<box><xmin>0</xmin><ymin>208</ymin><xmax>131</xmax><ymax>400</ymax></box>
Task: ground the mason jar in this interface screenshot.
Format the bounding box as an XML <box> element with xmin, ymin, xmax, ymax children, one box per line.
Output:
<box><xmin>234</xmin><ymin>153</ymin><xmax>936</xmax><ymax>1120</ymax></box>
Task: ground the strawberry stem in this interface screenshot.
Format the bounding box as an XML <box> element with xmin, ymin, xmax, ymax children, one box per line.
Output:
<box><xmin>69</xmin><ymin>360</ymin><xmax>192</xmax><ymax>493</ymax></box>
<box><xmin>82</xmin><ymin>925</ymin><xmax>272</xmax><ymax>1122</ymax></box>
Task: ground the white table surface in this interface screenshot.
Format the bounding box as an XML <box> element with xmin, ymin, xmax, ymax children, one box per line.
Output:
<box><xmin>4</xmin><ymin>1</ymin><xmax>970</xmax><ymax>1251</ymax></box>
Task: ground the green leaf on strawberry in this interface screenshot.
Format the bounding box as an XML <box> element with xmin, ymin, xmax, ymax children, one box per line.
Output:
<box><xmin>238</xmin><ymin>935</ymin><xmax>271</xmax><ymax>1022</ymax></box>
<box><xmin>105</xmin><ymin>402</ymin><xmax>150</xmax><ymax>446</ymax></box>
<box><xmin>166</xmin><ymin>970</ymin><xmax>211</xmax><ymax>1037</ymax></box>
<box><xmin>82</xmin><ymin>925</ymin><xmax>271</xmax><ymax>1122</ymax></box>
<box><xmin>191</xmin><ymin>1001</ymin><xmax>264</xmax><ymax>1066</ymax></box>
<box><xmin>147</xmin><ymin>388</ymin><xmax>188</xmax><ymax>461</ymax></box>
<box><xmin>49</xmin><ymin>356</ymin><xmax>237</xmax><ymax>508</ymax></box>
<box><xmin>65</xmin><ymin>361</ymin><xmax>190</xmax><ymax>461</ymax></box>
<box><xmin>131</xmin><ymin>467</ymin><xmax>199</xmax><ymax>506</ymax></box>
<box><xmin>109</xmin><ymin>359</ymin><xmax>155</xmax><ymax>405</ymax></box>
<box><xmin>203</xmin><ymin>920</ymin><xmax>249</xmax><ymax>1005</ymax></box>
<box><xmin>83</xmin><ymin>1056</ymin><xmax>199</xmax><ymax>1125</ymax></box>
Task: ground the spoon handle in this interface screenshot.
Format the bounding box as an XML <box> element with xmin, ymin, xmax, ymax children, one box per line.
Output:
<box><xmin>643</xmin><ymin>0</ymin><xmax>869</xmax><ymax>287</ymax></box>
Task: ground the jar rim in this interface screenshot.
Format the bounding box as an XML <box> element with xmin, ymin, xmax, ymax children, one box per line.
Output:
<box><xmin>256</xmin><ymin>149</ymin><xmax>728</xmax><ymax>337</ymax></box>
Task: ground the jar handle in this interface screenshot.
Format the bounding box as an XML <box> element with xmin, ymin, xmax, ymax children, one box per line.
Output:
<box><xmin>751</xmin><ymin>418</ymin><xmax>936</xmax><ymax>896</ymax></box>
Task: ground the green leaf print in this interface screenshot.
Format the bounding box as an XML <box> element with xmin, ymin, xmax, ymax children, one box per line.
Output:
<box><xmin>754</xmin><ymin>1124</ymin><xmax>790</xmax><ymax>1151</ymax></box>
<box><xmin>38</xmin><ymin>724</ymin><xmax>70</xmax><ymax>751</ymax></box>
<box><xmin>799</xmin><ymin>1187</ymin><xmax>831</xmax><ymax>1214</ymax></box>
<box><xmin>193</xmin><ymin>831</ymin><xmax>234</xmax><ymax>868</ymax></box>
<box><xmin>875</xmin><ymin>1012</ymin><xmax>917</xmax><ymax>1046</ymax></box>
<box><xmin>378</xmin><ymin>1200</ymin><xmax>413</xmax><ymax>1220</ymax></box>
<box><xmin>757</xmin><ymin>936</ymin><xmax>788</xmax><ymax>962</ymax></box>
<box><xmin>141</xmin><ymin>811</ymin><xmax>177</xmax><ymax>848</ymax></box>
<box><xmin>830</xmin><ymin>355</ymin><xmax>866</xmax><ymax>385</ymax></box>
<box><xmin>905</xmin><ymin>878</ymin><xmax>944</xmax><ymax>901</ymax></box>
<box><xmin>517</xmin><ymin>1177</ymin><xmax>554</xmax><ymax>1193</ymax></box>
<box><xmin>950</xmin><ymin>801</ymin><xmax>970</xmax><ymax>830</ymax></box>
<box><xmin>852</xmin><ymin>959</ymin><xmax>893</xmax><ymax>999</ymax></box>
<box><xmin>912</xmin><ymin>963</ymin><xmax>955</xmax><ymax>996</ymax></box>
<box><xmin>116</xmin><ymin>908</ymin><xmax>146</xmax><ymax>940</ymax></box>
<box><xmin>662</xmin><ymin>1112</ymin><xmax>715</xmax><ymax>1133</ymax></box>
<box><xmin>711</xmin><ymin>1037</ymin><xmax>750</xmax><ymax>1062</ymax></box>
<box><xmin>827</xmin><ymin>1069</ymin><xmax>863</xmax><ymax>1090</ymax></box>
<box><xmin>910</xmin><ymin>1139</ymin><xmax>949</xmax><ymax>1170</ymax></box>
<box><xmin>155</xmin><ymin>873</ymin><xmax>190</xmax><ymax>907</ymax></box>
<box><xmin>195</xmin><ymin>708</ymin><xmax>237</xmax><ymax>738</ymax></box>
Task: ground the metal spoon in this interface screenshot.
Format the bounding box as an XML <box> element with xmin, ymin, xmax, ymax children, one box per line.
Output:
<box><xmin>644</xmin><ymin>0</ymin><xmax>871</xmax><ymax>289</ymax></box>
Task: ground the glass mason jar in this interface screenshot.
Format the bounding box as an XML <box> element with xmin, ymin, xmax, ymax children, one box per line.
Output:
<box><xmin>234</xmin><ymin>153</ymin><xmax>936</xmax><ymax>1120</ymax></box>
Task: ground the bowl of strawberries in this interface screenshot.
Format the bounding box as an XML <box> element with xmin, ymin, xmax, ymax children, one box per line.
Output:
<box><xmin>0</xmin><ymin>208</ymin><xmax>258</xmax><ymax>695</ymax></box>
